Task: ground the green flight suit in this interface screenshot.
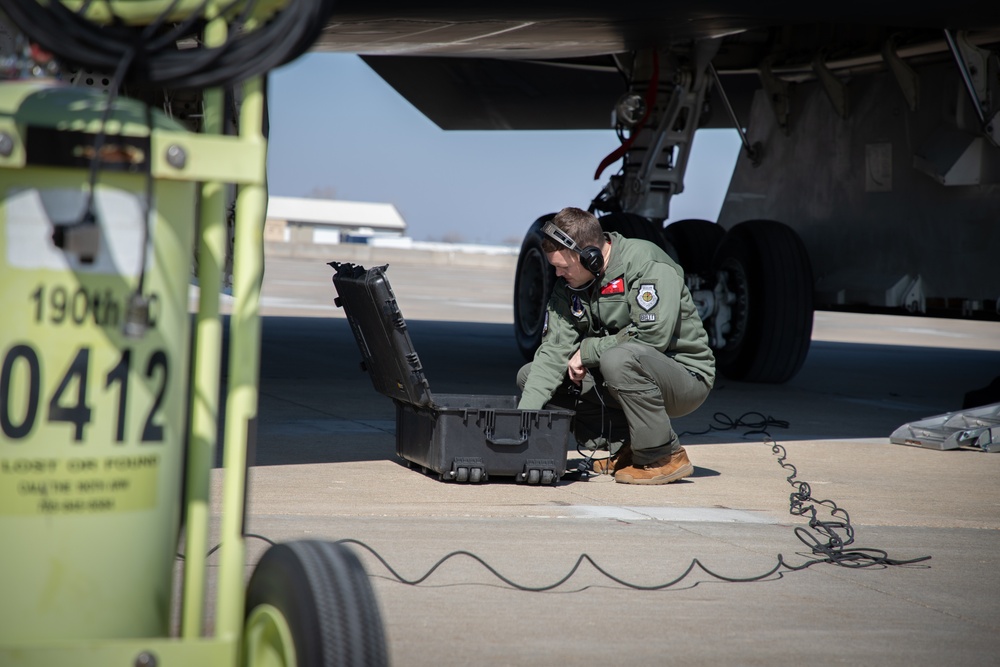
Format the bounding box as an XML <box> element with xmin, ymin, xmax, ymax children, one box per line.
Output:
<box><xmin>517</xmin><ymin>232</ymin><xmax>715</xmax><ymax>465</ymax></box>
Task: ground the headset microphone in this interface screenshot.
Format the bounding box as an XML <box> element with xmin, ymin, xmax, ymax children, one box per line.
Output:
<box><xmin>541</xmin><ymin>220</ymin><xmax>604</xmax><ymax>276</ymax></box>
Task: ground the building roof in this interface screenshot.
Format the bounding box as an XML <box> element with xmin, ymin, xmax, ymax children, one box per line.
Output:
<box><xmin>266</xmin><ymin>196</ymin><xmax>406</xmax><ymax>231</ymax></box>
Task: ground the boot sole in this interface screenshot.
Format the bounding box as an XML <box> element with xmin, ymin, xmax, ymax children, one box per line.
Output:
<box><xmin>614</xmin><ymin>462</ymin><xmax>693</xmax><ymax>485</ymax></box>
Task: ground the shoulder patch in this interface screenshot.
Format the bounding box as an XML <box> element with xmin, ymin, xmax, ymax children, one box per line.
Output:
<box><xmin>600</xmin><ymin>276</ymin><xmax>625</xmax><ymax>295</ymax></box>
<box><xmin>636</xmin><ymin>283</ymin><xmax>659</xmax><ymax>311</ymax></box>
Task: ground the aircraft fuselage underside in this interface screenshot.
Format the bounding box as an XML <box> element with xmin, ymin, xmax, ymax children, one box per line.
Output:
<box><xmin>720</xmin><ymin>59</ymin><xmax>999</xmax><ymax>318</ymax></box>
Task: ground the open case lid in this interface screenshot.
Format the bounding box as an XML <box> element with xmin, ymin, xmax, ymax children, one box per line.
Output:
<box><xmin>329</xmin><ymin>262</ymin><xmax>433</xmax><ymax>407</ymax></box>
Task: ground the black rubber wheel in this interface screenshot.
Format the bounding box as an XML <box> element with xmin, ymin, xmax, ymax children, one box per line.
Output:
<box><xmin>513</xmin><ymin>214</ymin><xmax>557</xmax><ymax>360</ymax></box>
<box><xmin>244</xmin><ymin>540</ymin><xmax>388</xmax><ymax>667</ymax></box>
<box><xmin>663</xmin><ymin>219</ymin><xmax>725</xmax><ymax>279</ymax></box>
<box><xmin>597</xmin><ymin>212</ymin><xmax>669</xmax><ymax>250</ymax></box>
<box><xmin>712</xmin><ymin>220</ymin><xmax>813</xmax><ymax>383</ymax></box>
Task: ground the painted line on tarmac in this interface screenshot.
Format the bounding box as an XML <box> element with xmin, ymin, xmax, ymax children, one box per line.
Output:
<box><xmin>567</xmin><ymin>505</ymin><xmax>779</xmax><ymax>523</ymax></box>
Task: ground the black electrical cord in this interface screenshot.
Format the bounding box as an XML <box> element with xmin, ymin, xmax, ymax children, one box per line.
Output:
<box><xmin>576</xmin><ymin>409</ymin><xmax>787</xmax><ymax>475</ymax></box>
<box><xmin>329</xmin><ymin>437</ymin><xmax>929</xmax><ymax>592</ymax></box>
<box><xmin>678</xmin><ymin>410</ymin><xmax>790</xmax><ymax>438</ymax></box>
<box><xmin>337</xmin><ymin>537</ymin><xmax>792</xmax><ymax>592</ymax></box>
<box><xmin>182</xmin><ymin>426</ymin><xmax>931</xmax><ymax>591</ymax></box>
<box><xmin>3</xmin><ymin>0</ymin><xmax>337</xmax><ymax>89</ymax></box>
<box><xmin>57</xmin><ymin>0</ymin><xmax>175</xmax><ymax>314</ymax></box>
<box><xmin>769</xmin><ymin>438</ymin><xmax>927</xmax><ymax>568</ymax></box>
<box><xmin>572</xmin><ymin>381</ymin><xmax>613</xmax><ymax>475</ymax></box>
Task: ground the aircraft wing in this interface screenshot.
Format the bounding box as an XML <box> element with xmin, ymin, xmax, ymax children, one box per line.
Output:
<box><xmin>308</xmin><ymin>4</ymin><xmax>999</xmax><ymax>130</ymax></box>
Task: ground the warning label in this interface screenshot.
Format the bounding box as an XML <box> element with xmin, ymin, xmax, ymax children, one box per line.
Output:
<box><xmin>0</xmin><ymin>455</ymin><xmax>159</xmax><ymax>516</ymax></box>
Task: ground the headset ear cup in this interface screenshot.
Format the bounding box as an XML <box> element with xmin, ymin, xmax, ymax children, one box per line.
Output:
<box><xmin>542</xmin><ymin>220</ymin><xmax>602</xmax><ymax>275</ymax></box>
<box><xmin>580</xmin><ymin>246</ymin><xmax>603</xmax><ymax>275</ymax></box>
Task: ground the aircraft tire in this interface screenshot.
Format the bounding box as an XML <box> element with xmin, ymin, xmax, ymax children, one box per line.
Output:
<box><xmin>244</xmin><ymin>540</ymin><xmax>388</xmax><ymax>667</ymax></box>
<box><xmin>514</xmin><ymin>214</ymin><xmax>557</xmax><ymax>360</ymax></box>
<box><xmin>712</xmin><ymin>220</ymin><xmax>813</xmax><ymax>383</ymax></box>
<box><xmin>663</xmin><ymin>218</ymin><xmax>726</xmax><ymax>279</ymax></box>
<box><xmin>597</xmin><ymin>212</ymin><xmax>670</xmax><ymax>251</ymax></box>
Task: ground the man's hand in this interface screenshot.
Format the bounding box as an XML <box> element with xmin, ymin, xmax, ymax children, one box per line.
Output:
<box><xmin>567</xmin><ymin>349</ymin><xmax>586</xmax><ymax>385</ymax></box>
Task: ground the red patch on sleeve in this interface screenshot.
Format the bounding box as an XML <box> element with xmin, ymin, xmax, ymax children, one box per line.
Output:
<box><xmin>600</xmin><ymin>276</ymin><xmax>625</xmax><ymax>295</ymax></box>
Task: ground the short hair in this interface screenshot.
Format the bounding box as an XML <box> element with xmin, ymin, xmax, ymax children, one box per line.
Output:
<box><xmin>541</xmin><ymin>207</ymin><xmax>604</xmax><ymax>253</ymax></box>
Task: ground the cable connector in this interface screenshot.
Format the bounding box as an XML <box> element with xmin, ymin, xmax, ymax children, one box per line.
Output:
<box><xmin>51</xmin><ymin>215</ymin><xmax>100</xmax><ymax>264</ymax></box>
<box><xmin>123</xmin><ymin>292</ymin><xmax>151</xmax><ymax>338</ymax></box>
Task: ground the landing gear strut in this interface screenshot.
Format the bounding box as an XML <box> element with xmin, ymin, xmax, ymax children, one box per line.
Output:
<box><xmin>512</xmin><ymin>43</ymin><xmax>816</xmax><ymax>382</ymax></box>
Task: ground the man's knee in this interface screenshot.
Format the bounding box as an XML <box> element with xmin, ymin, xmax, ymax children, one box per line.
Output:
<box><xmin>516</xmin><ymin>362</ymin><xmax>533</xmax><ymax>391</ymax></box>
<box><xmin>598</xmin><ymin>344</ymin><xmax>643</xmax><ymax>386</ymax></box>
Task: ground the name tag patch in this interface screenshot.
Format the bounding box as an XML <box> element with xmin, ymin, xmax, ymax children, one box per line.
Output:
<box><xmin>636</xmin><ymin>283</ymin><xmax>658</xmax><ymax>311</ymax></box>
<box><xmin>640</xmin><ymin>313</ymin><xmax>656</xmax><ymax>322</ymax></box>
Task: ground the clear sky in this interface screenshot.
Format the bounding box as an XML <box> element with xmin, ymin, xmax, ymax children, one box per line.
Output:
<box><xmin>266</xmin><ymin>52</ymin><xmax>742</xmax><ymax>246</ymax></box>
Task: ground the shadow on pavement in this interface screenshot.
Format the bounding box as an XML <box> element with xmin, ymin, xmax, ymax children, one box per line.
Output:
<box><xmin>222</xmin><ymin>315</ymin><xmax>1000</xmax><ymax>467</ymax></box>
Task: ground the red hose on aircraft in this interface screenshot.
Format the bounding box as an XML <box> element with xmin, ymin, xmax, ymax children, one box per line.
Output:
<box><xmin>593</xmin><ymin>51</ymin><xmax>659</xmax><ymax>180</ymax></box>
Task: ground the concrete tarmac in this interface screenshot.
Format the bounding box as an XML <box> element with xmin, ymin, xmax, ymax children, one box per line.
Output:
<box><xmin>211</xmin><ymin>252</ymin><xmax>1000</xmax><ymax>666</ymax></box>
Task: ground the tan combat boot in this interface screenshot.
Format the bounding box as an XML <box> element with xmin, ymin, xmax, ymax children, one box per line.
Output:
<box><xmin>590</xmin><ymin>444</ymin><xmax>633</xmax><ymax>475</ymax></box>
<box><xmin>614</xmin><ymin>447</ymin><xmax>693</xmax><ymax>485</ymax></box>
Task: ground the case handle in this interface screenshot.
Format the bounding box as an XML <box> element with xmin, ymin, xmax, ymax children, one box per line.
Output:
<box><xmin>483</xmin><ymin>410</ymin><xmax>531</xmax><ymax>446</ymax></box>
<box><xmin>485</xmin><ymin>434</ymin><xmax>529</xmax><ymax>446</ymax></box>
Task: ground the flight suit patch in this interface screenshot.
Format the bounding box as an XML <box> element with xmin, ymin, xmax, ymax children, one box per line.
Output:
<box><xmin>571</xmin><ymin>295</ymin><xmax>585</xmax><ymax>319</ymax></box>
<box><xmin>601</xmin><ymin>276</ymin><xmax>625</xmax><ymax>295</ymax></box>
<box><xmin>640</xmin><ymin>312</ymin><xmax>656</xmax><ymax>322</ymax></box>
<box><xmin>637</xmin><ymin>283</ymin><xmax>658</xmax><ymax>311</ymax></box>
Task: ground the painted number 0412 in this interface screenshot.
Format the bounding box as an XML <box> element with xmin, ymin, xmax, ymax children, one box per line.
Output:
<box><xmin>0</xmin><ymin>344</ymin><xmax>168</xmax><ymax>443</ymax></box>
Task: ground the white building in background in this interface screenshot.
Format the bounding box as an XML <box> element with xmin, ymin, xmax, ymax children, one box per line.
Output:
<box><xmin>265</xmin><ymin>196</ymin><xmax>407</xmax><ymax>245</ymax></box>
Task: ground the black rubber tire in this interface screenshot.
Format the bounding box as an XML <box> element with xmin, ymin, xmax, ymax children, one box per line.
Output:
<box><xmin>597</xmin><ymin>212</ymin><xmax>669</xmax><ymax>250</ymax></box>
<box><xmin>513</xmin><ymin>214</ymin><xmax>557</xmax><ymax>360</ymax></box>
<box><xmin>245</xmin><ymin>540</ymin><xmax>389</xmax><ymax>667</ymax></box>
<box><xmin>663</xmin><ymin>219</ymin><xmax>726</xmax><ymax>279</ymax></box>
<box><xmin>712</xmin><ymin>220</ymin><xmax>813</xmax><ymax>383</ymax></box>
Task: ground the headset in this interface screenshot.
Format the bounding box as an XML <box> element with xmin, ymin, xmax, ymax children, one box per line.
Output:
<box><xmin>540</xmin><ymin>220</ymin><xmax>604</xmax><ymax>277</ymax></box>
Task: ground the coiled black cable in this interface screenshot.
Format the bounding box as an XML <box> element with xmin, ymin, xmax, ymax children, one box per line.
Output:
<box><xmin>678</xmin><ymin>410</ymin><xmax>790</xmax><ymax>438</ymax></box>
<box><xmin>201</xmin><ymin>425</ymin><xmax>931</xmax><ymax>593</ymax></box>
<box><xmin>770</xmin><ymin>438</ymin><xmax>928</xmax><ymax>568</ymax></box>
<box><xmin>3</xmin><ymin>0</ymin><xmax>337</xmax><ymax>89</ymax></box>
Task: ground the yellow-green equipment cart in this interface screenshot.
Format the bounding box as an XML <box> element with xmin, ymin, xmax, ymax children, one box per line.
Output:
<box><xmin>0</xmin><ymin>3</ymin><xmax>387</xmax><ymax>666</ymax></box>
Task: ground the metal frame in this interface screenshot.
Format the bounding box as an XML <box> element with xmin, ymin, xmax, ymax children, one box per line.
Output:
<box><xmin>0</xmin><ymin>19</ymin><xmax>268</xmax><ymax>667</ymax></box>
<box><xmin>890</xmin><ymin>403</ymin><xmax>1000</xmax><ymax>453</ymax></box>
<box><xmin>597</xmin><ymin>41</ymin><xmax>720</xmax><ymax>221</ymax></box>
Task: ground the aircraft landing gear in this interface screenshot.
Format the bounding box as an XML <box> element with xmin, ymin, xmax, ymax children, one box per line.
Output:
<box><xmin>663</xmin><ymin>218</ymin><xmax>725</xmax><ymax>281</ymax></box>
<box><xmin>710</xmin><ymin>220</ymin><xmax>813</xmax><ymax>383</ymax></box>
<box><xmin>513</xmin><ymin>214</ymin><xmax>556</xmax><ymax>359</ymax></box>
<box><xmin>511</xmin><ymin>44</ymin><xmax>815</xmax><ymax>382</ymax></box>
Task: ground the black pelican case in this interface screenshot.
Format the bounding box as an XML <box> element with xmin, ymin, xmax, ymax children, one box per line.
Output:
<box><xmin>329</xmin><ymin>261</ymin><xmax>573</xmax><ymax>484</ymax></box>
